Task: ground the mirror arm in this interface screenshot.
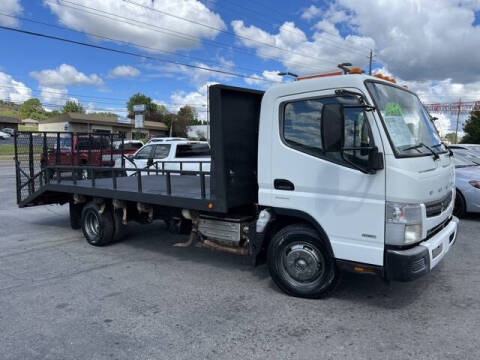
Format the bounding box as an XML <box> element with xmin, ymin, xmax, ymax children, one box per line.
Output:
<box><xmin>340</xmin><ymin>153</ymin><xmax>375</xmax><ymax>174</ymax></box>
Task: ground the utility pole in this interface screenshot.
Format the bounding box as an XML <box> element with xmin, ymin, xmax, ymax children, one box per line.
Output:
<box><xmin>368</xmin><ymin>49</ymin><xmax>373</xmax><ymax>75</ymax></box>
<box><xmin>454</xmin><ymin>98</ymin><xmax>462</xmax><ymax>144</ymax></box>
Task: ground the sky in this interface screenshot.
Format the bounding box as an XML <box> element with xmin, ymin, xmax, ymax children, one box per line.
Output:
<box><xmin>0</xmin><ymin>0</ymin><xmax>480</xmax><ymax>134</ymax></box>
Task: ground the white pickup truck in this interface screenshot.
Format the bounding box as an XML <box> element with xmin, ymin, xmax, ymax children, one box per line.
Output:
<box><xmin>115</xmin><ymin>140</ymin><xmax>211</xmax><ymax>176</ymax></box>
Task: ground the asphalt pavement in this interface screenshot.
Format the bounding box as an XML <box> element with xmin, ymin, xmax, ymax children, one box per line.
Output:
<box><xmin>0</xmin><ymin>161</ymin><xmax>479</xmax><ymax>360</ymax></box>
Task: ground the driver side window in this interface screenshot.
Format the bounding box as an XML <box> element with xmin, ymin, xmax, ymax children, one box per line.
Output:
<box><xmin>342</xmin><ymin>107</ymin><xmax>372</xmax><ymax>167</ymax></box>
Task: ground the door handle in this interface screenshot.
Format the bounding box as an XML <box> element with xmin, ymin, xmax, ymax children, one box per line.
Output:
<box><xmin>274</xmin><ymin>179</ymin><xmax>295</xmax><ymax>191</ymax></box>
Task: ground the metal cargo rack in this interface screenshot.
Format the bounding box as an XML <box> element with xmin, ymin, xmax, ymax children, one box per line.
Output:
<box><xmin>14</xmin><ymin>131</ymin><xmax>213</xmax><ymax>211</ymax></box>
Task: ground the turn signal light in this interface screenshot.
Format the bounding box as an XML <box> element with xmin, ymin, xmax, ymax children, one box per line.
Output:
<box><xmin>354</xmin><ymin>266</ymin><xmax>376</xmax><ymax>274</ymax></box>
<box><xmin>469</xmin><ymin>181</ymin><xmax>480</xmax><ymax>189</ymax></box>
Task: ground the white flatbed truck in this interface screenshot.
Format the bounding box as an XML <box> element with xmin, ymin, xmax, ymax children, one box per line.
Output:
<box><xmin>14</xmin><ymin>71</ymin><xmax>458</xmax><ymax>298</ymax></box>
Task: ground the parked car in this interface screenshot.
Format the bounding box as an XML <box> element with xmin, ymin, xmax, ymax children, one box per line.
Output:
<box><xmin>0</xmin><ymin>131</ymin><xmax>11</xmax><ymax>140</ymax></box>
<box><xmin>112</xmin><ymin>139</ymin><xmax>144</xmax><ymax>152</ymax></box>
<box><xmin>451</xmin><ymin>148</ymin><xmax>480</xmax><ymax>217</ymax></box>
<box><xmin>146</xmin><ymin>137</ymin><xmax>188</xmax><ymax>144</ymax></box>
<box><xmin>43</xmin><ymin>135</ymin><xmax>140</xmax><ymax>179</ymax></box>
<box><xmin>449</xmin><ymin>144</ymin><xmax>480</xmax><ymax>157</ymax></box>
<box><xmin>2</xmin><ymin>128</ymin><xmax>15</xmax><ymax>136</ymax></box>
<box><xmin>116</xmin><ymin>140</ymin><xmax>211</xmax><ymax>176</ymax></box>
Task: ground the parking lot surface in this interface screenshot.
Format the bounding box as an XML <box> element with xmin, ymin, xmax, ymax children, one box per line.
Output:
<box><xmin>0</xmin><ymin>161</ymin><xmax>479</xmax><ymax>360</ymax></box>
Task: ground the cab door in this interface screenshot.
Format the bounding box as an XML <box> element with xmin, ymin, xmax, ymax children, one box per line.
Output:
<box><xmin>269</xmin><ymin>90</ymin><xmax>386</xmax><ymax>266</ymax></box>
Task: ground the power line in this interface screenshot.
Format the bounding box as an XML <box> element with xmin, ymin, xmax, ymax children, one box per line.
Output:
<box><xmin>118</xmin><ymin>0</ymin><xmax>355</xmax><ymax>68</ymax></box>
<box><xmin>203</xmin><ymin>0</ymin><xmax>371</xmax><ymax>56</ymax></box>
<box><xmin>49</xmin><ymin>0</ymin><xmax>333</xmax><ymax>73</ymax></box>
<box><xmin>0</xmin><ymin>12</ymin><xmax>269</xmax><ymax>76</ymax></box>
<box><xmin>0</xmin><ymin>25</ymin><xmax>275</xmax><ymax>83</ymax></box>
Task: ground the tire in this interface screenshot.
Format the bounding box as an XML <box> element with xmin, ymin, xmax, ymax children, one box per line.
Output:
<box><xmin>112</xmin><ymin>208</ymin><xmax>127</xmax><ymax>242</ymax></box>
<box><xmin>453</xmin><ymin>190</ymin><xmax>467</xmax><ymax>218</ymax></box>
<box><xmin>267</xmin><ymin>224</ymin><xmax>339</xmax><ymax>298</ymax></box>
<box><xmin>69</xmin><ymin>201</ymin><xmax>83</xmax><ymax>230</ymax></box>
<box><xmin>81</xmin><ymin>201</ymin><xmax>115</xmax><ymax>246</ymax></box>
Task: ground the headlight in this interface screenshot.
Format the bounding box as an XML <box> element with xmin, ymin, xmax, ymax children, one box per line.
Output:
<box><xmin>469</xmin><ymin>180</ymin><xmax>480</xmax><ymax>189</ymax></box>
<box><xmin>386</xmin><ymin>202</ymin><xmax>423</xmax><ymax>245</ymax></box>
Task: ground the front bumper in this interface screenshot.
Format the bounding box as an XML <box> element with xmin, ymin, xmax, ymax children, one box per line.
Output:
<box><xmin>385</xmin><ymin>216</ymin><xmax>459</xmax><ymax>281</ymax></box>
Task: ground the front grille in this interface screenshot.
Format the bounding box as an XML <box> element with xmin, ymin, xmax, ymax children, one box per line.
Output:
<box><xmin>425</xmin><ymin>191</ymin><xmax>452</xmax><ymax>218</ymax></box>
<box><xmin>426</xmin><ymin>217</ymin><xmax>451</xmax><ymax>239</ymax></box>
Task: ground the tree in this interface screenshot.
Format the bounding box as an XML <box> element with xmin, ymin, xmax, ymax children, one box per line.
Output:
<box><xmin>444</xmin><ymin>132</ymin><xmax>457</xmax><ymax>144</ymax></box>
<box><xmin>177</xmin><ymin>105</ymin><xmax>201</xmax><ymax>125</ymax></box>
<box><xmin>156</xmin><ymin>104</ymin><xmax>168</xmax><ymax>116</ymax></box>
<box><xmin>126</xmin><ymin>93</ymin><xmax>157</xmax><ymax>115</ymax></box>
<box><xmin>62</xmin><ymin>100</ymin><xmax>85</xmax><ymax>114</ymax></box>
<box><xmin>461</xmin><ymin>110</ymin><xmax>480</xmax><ymax>144</ymax></box>
<box><xmin>19</xmin><ymin>98</ymin><xmax>47</xmax><ymax>120</ymax></box>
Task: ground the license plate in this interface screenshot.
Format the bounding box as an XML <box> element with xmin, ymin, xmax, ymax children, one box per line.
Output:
<box><xmin>432</xmin><ymin>243</ymin><xmax>443</xmax><ymax>259</ymax></box>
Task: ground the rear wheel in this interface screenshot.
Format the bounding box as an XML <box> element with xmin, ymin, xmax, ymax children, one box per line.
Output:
<box><xmin>453</xmin><ymin>190</ymin><xmax>467</xmax><ymax>218</ymax></box>
<box><xmin>268</xmin><ymin>224</ymin><xmax>339</xmax><ymax>298</ymax></box>
<box><xmin>81</xmin><ymin>202</ymin><xmax>114</xmax><ymax>246</ymax></box>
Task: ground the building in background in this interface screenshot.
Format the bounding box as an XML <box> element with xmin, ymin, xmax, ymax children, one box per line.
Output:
<box><xmin>0</xmin><ymin>116</ymin><xmax>21</xmax><ymax>131</ymax></box>
<box><xmin>39</xmin><ymin>113</ymin><xmax>168</xmax><ymax>139</ymax></box>
<box><xmin>22</xmin><ymin>119</ymin><xmax>39</xmax><ymax>127</ymax></box>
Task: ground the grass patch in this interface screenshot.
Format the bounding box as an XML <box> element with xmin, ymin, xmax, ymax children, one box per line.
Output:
<box><xmin>18</xmin><ymin>125</ymin><xmax>38</xmax><ymax>131</ymax></box>
<box><xmin>0</xmin><ymin>144</ymin><xmax>14</xmax><ymax>156</ymax></box>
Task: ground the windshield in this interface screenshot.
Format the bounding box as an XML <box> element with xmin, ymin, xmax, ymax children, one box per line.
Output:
<box><xmin>366</xmin><ymin>82</ymin><xmax>445</xmax><ymax>157</ymax></box>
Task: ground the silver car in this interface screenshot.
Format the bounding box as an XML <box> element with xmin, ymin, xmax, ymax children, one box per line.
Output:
<box><xmin>452</xmin><ymin>148</ymin><xmax>480</xmax><ymax>217</ymax></box>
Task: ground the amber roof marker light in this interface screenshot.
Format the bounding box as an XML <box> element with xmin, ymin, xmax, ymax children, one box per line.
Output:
<box><xmin>349</xmin><ymin>67</ymin><xmax>364</xmax><ymax>74</ymax></box>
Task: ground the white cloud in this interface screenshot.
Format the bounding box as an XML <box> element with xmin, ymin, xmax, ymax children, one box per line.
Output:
<box><xmin>44</xmin><ymin>0</ymin><xmax>226</xmax><ymax>53</ymax></box>
<box><xmin>167</xmin><ymin>82</ymin><xmax>214</xmax><ymax>121</ymax></box>
<box><xmin>30</xmin><ymin>64</ymin><xmax>103</xmax><ymax>105</ymax></box>
<box><xmin>0</xmin><ymin>0</ymin><xmax>22</xmax><ymax>26</ymax></box>
<box><xmin>0</xmin><ymin>72</ymin><xmax>32</xmax><ymax>103</ymax></box>
<box><xmin>336</xmin><ymin>0</ymin><xmax>480</xmax><ymax>83</ymax></box>
<box><xmin>108</xmin><ymin>65</ymin><xmax>140</xmax><ymax>78</ymax></box>
<box><xmin>244</xmin><ymin>70</ymin><xmax>283</xmax><ymax>85</ymax></box>
<box><xmin>38</xmin><ymin>87</ymin><xmax>68</xmax><ymax>106</ymax></box>
<box><xmin>30</xmin><ymin>64</ymin><xmax>103</xmax><ymax>88</ymax></box>
<box><xmin>153</xmin><ymin>57</ymin><xmax>236</xmax><ymax>86</ymax></box>
<box><xmin>301</xmin><ymin>5</ymin><xmax>322</xmax><ymax>21</ymax></box>
<box><xmin>231</xmin><ymin>20</ymin><xmax>374</xmax><ymax>75</ymax></box>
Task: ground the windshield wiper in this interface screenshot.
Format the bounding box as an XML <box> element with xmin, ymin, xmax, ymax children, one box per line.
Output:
<box><xmin>402</xmin><ymin>142</ymin><xmax>439</xmax><ymax>160</ymax></box>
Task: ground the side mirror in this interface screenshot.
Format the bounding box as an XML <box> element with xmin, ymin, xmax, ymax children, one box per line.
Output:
<box><xmin>368</xmin><ymin>147</ymin><xmax>384</xmax><ymax>172</ymax></box>
<box><xmin>146</xmin><ymin>157</ymin><xmax>153</xmax><ymax>167</ymax></box>
<box><xmin>321</xmin><ymin>103</ymin><xmax>344</xmax><ymax>152</ymax></box>
<box><xmin>127</xmin><ymin>154</ymin><xmax>134</xmax><ymax>160</ymax></box>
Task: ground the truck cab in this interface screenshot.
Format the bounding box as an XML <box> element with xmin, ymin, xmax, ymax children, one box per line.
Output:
<box><xmin>256</xmin><ymin>73</ymin><xmax>458</xmax><ymax>297</ymax></box>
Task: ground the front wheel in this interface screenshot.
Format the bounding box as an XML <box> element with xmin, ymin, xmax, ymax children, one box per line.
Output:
<box><xmin>268</xmin><ymin>224</ymin><xmax>339</xmax><ymax>298</ymax></box>
<box><xmin>453</xmin><ymin>190</ymin><xmax>467</xmax><ymax>218</ymax></box>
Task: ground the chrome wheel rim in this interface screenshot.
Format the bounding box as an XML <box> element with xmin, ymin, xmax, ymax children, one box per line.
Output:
<box><xmin>280</xmin><ymin>241</ymin><xmax>325</xmax><ymax>285</ymax></box>
<box><xmin>85</xmin><ymin>211</ymin><xmax>100</xmax><ymax>239</ymax></box>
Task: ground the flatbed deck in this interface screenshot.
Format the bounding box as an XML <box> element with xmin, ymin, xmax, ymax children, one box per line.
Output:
<box><xmin>60</xmin><ymin>174</ymin><xmax>211</xmax><ymax>199</ymax></box>
<box><xmin>20</xmin><ymin>172</ymin><xmax>214</xmax><ymax>211</ymax></box>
